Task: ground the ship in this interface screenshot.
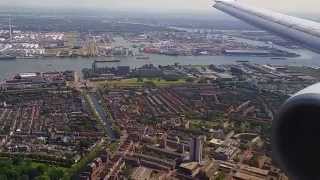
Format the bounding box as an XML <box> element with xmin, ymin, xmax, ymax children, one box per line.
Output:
<box><xmin>136</xmin><ymin>56</ymin><xmax>150</xmax><ymax>60</ymax></box>
<box><xmin>236</xmin><ymin>60</ymin><xmax>249</xmax><ymax>63</ymax></box>
<box><xmin>270</xmin><ymin>57</ymin><xmax>287</xmax><ymax>60</ymax></box>
<box><xmin>95</xmin><ymin>60</ymin><xmax>121</xmax><ymax>63</ymax></box>
<box><xmin>0</xmin><ymin>55</ymin><xmax>16</xmax><ymax>60</ymax></box>
<box><xmin>108</xmin><ymin>60</ymin><xmax>121</xmax><ymax>62</ymax></box>
<box><xmin>16</xmin><ymin>56</ymin><xmax>39</xmax><ymax>59</ymax></box>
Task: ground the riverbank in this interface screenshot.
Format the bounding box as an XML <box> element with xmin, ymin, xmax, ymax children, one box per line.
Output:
<box><xmin>0</xmin><ymin>49</ymin><xmax>318</xmax><ymax>81</ymax></box>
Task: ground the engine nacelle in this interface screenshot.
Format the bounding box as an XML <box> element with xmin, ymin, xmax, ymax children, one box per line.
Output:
<box><xmin>272</xmin><ymin>83</ymin><xmax>320</xmax><ymax>179</ymax></box>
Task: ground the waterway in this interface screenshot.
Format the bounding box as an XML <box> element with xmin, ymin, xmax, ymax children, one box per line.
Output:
<box><xmin>88</xmin><ymin>92</ymin><xmax>116</xmax><ymax>140</ymax></box>
<box><xmin>0</xmin><ymin>37</ymin><xmax>320</xmax><ymax>80</ymax></box>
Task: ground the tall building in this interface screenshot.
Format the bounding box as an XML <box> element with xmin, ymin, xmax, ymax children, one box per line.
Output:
<box><xmin>190</xmin><ymin>136</ymin><xmax>203</xmax><ymax>163</ymax></box>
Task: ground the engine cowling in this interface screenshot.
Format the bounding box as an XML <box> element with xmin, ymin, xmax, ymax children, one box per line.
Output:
<box><xmin>272</xmin><ymin>83</ymin><xmax>320</xmax><ymax>179</ymax></box>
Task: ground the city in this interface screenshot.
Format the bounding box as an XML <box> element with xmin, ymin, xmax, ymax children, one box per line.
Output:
<box><xmin>1</xmin><ymin>59</ymin><xmax>318</xmax><ymax>179</ymax></box>
<box><xmin>0</xmin><ymin>0</ymin><xmax>319</xmax><ymax>180</ymax></box>
<box><xmin>0</xmin><ymin>16</ymin><xmax>300</xmax><ymax>59</ymax></box>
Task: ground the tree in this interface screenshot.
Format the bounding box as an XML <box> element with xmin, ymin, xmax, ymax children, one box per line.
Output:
<box><xmin>144</xmin><ymin>81</ymin><xmax>156</xmax><ymax>88</ymax></box>
<box><xmin>112</xmin><ymin>125</ymin><xmax>121</xmax><ymax>139</ymax></box>
<box><xmin>240</xmin><ymin>143</ymin><xmax>248</xmax><ymax>150</ymax></box>
<box><xmin>137</xmin><ymin>77</ymin><xmax>144</xmax><ymax>82</ymax></box>
<box><xmin>240</xmin><ymin>122</ymin><xmax>250</xmax><ymax>133</ymax></box>
<box><xmin>198</xmin><ymin>78</ymin><xmax>208</xmax><ymax>84</ymax></box>
<box><xmin>27</xmin><ymin>168</ymin><xmax>42</xmax><ymax>179</ymax></box>
<box><xmin>0</xmin><ymin>175</ymin><xmax>8</xmax><ymax>180</ymax></box>
<box><xmin>48</xmin><ymin>168</ymin><xmax>64</xmax><ymax>180</ymax></box>
<box><xmin>186</xmin><ymin>77</ymin><xmax>194</xmax><ymax>83</ymax></box>
<box><xmin>101</xmin><ymin>86</ymin><xmax>110</xmax><ymax>95</ymax></box>
<box><xmin>215</xmin><ymin>172</ymin><xmax>225</xmax><ymax>180</ymax></box>
<box><xmin>36</xmin><ymin>165</ymin><xmax>48</xmax><ymax>175</ymax></box>
<box><xmin>3</xmin><ymin>168</ymin><xmax>19</xmax><ymax>180</ymax></box>
<box><xmin>261</xmin><ymin>124</ymin><xmax>272</xmax><ymax>137</ymax></box>
<box><xmin>35</xmin><ymin>176</ymin><xmax>50</xmax><ymax>180</ymax></box>
<box><xmin>79</xmin><ymin>139</ymin><xmax>91</xmax><ymax>148</ymax></box>
<box><xmin>20</xmin><ymin>174</ymin><xmax>29</xmax><ymax>180</ymax></box>
<box><xmin>12</xmin><ymin>156</ymin><xmax>23</xmax><ymax>165</ymax></box>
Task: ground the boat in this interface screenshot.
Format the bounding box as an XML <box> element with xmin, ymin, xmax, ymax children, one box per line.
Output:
<box><xmin>95</xmin><ymin>60</ymin><xmax>121</xmax><ymax>63</ymax></box>
<box><xmin>0</xmin><ymin>55</ymin><xmax>16</xmax><ymax>60</ymax></box>
<box><xmin>108</xmin><ymin>60</ymin><xmax>121</xmax><ymax>62</ymax></box>
<box><xmin>236</xmin><ymin>60</ymin><xmax>249</xmax><ymax>63</ymax></box>
<box><xmin>16</xmin><ymin>56</ymin><xmax>39</xmax><ymax>59</ymax></box>
<box><xmin>270</xmin><ymin>57</ymin><xmax>287</xmax><ymax>60</ymax></box>
<box><xmin>136</xmin><ymin>56</ymin><xmax>150</xmax><ymax>60</ymax></box>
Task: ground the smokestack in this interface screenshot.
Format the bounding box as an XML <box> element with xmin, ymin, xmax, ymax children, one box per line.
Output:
<box><xmin>9</xmin><ymin>16</ymin><xmax>12</xmax><ymax>42</ymax></box>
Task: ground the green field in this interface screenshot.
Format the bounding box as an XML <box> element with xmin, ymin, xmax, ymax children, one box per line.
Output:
<box><xmin>190</xmin><ymin>119</ymin><xmax>220</xmax><ymax>129</ymax></box>
<box><xmin>95</xmin><ymin>78</ymin><xmax>187</xmax><ymax>87</ymax></box>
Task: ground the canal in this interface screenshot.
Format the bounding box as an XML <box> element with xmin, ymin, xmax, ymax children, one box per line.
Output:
<box><xmin>88</xmin><ymin>92</ymin><xmax>116</xmax><ymax>140</ymax></box>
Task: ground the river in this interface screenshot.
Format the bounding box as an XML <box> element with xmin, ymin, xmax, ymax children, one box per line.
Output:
<box><xmin>0</xmin><ymin>37</ymin><xmax>320</xmax><ymax>80</ymax></box>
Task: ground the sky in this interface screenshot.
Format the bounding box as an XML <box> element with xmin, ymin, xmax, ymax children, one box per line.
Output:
<box><xmin>0</xmin><ymin>0</ymin><xmax>319</xmax><ymax>14</ymax></box>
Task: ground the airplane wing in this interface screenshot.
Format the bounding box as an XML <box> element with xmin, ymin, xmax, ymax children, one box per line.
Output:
<box><xmin>213</xmin><ymin>0</ymin><xmax>320</xmax><ymax>52</ymax></box>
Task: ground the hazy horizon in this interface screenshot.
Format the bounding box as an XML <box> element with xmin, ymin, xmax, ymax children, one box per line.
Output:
<box><xmin>0</xmin><ymin>0</ymin><xmax>319</xmax><ymax>15</ymax></box>
<box><xmin>0</xmin><ymin>0</ymin><xmax>320</xmax><ymax>24</ymax></box>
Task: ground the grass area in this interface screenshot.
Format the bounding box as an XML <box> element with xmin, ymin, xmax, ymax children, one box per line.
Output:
<box><xmin>94</xmin><ymin>78</ymin><xmax>186</xmax><ymax>87</ymax></box>
<box><xmin>30</xmin><ymin>162</ymin><xmax>67</xmax><ymax>171</ymax></box>
<box><xmin>180</xmin><ymin>119</ymin><xmax>222</xmax><ymax>135</ymax></box>
<box><xmin>190</xmin><ymin>119</ymin><xmax>220</xmax><ymax>129</ymax></box>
